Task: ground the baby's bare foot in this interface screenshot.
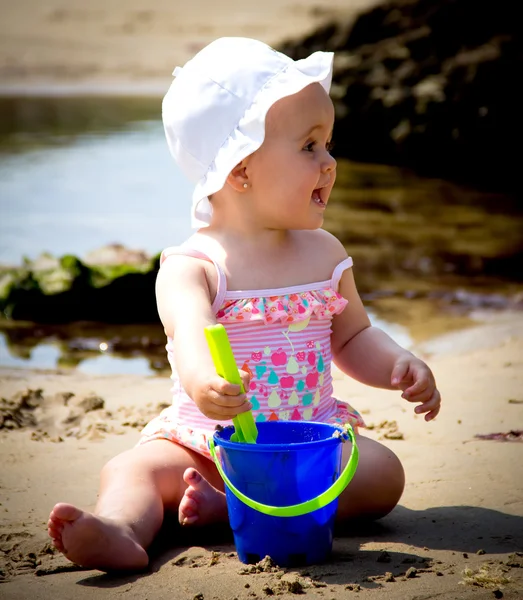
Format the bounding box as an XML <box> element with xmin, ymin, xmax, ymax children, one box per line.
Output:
<box><xmin>179</xmin><ymin>468</ymin><xmax>228</xmax><ymax>526</ymax></box>
<box><xmin>47</xmin><ymin>503</ymin><xmax>148</xmax><ymax>571</ymax></box>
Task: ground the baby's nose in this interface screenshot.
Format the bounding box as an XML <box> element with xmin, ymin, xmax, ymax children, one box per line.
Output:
<box><xmin>322</xmin><ymin>151</ymin><xmax>337</xmax><ymax>173</ymax></box>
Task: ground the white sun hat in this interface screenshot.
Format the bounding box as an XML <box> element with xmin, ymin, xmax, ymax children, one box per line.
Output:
<box><xmin>162</xmin><ymin>37</ymin><xmax>334</xmax><ymax>228</ymax></box>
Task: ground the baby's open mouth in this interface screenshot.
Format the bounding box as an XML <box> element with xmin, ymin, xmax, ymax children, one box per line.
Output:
<box><xmin>312</xmin><ymin>188</ymin><xmax>326</xmax><ymax>207</ymax></box>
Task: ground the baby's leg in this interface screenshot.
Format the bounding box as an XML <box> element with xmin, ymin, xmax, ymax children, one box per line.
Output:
<box><xmin>47</xmin><ymin>439</ymin><xmax>226</xmax><ymax>571</ymax></box>
<box><xmin>336</xmin><ymin>435</ymin><xmax>405</xmax><ymax>522</ymax></box>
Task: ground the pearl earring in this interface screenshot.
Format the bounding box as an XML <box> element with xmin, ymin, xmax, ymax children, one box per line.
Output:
<box><xmin>243</xmin><ymin>183</ymin><xmax>248</xmax><ymax>188</ymax></box>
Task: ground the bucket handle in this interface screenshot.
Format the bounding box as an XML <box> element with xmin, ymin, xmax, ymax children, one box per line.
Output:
<box><xmin>208</xmin><ymin>424</ymin><xmax>359</xmax><ymax>517</ymax></box>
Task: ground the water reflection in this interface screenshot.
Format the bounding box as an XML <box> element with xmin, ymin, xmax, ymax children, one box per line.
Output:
<box><xmin>0</xmin><ymin>322</ymin><xmax>168</xmax><ymax>376</ymax></box>
<box><xmin>0</xmin><ymin>310</ymin><xmax>412</xmax><ymax>376</ymax></box>
<box><xmin>0</xmin><ymin>339</ymin><xmax>155</xmax><ymax>377</ymax></box>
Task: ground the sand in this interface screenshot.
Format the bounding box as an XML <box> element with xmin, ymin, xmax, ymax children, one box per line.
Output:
<box><xmin>1</xmin><ymin>311</ymin><xmax>522</xmax><ymax>599</ymax></box>
<box><xmin>0</xmin><ymin>0</ymin><xmax>382</xmax><ymax>94</ymax></box>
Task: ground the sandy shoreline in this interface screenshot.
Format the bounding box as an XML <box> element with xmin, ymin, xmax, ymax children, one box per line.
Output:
<box><xmin>1</xmin><ymin>312</ymin><xmax>522</xmax><ymax>599</ymax></box>
<box><xmin>0</xmin><ymin>0</ymin><xmax>382</xmax><ymax>94</ymax></box>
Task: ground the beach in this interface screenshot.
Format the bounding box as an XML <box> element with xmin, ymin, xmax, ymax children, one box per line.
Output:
<box><xmin>1</xmin><ymin>311</ymin><xmax>522</xmax><ymax>599</ymax></box>
<box><xmin>1</xmin><ymin>0</ymin><xmax>522</xmax><ymax>598</ymax></box>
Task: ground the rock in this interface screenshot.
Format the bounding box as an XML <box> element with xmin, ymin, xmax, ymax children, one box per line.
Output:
<box><xmin>278</xmin><ymin>0</ymin><xmax>523</xmax><ymax>193</ymax></box>
<box><xmin>83</xmin><ymin>244</ymin><xmax>150</xmax><ymax>267</ymax></box>
<box><xmin>0</xmin><ymin>248</ymin><xmax>160</xmax><ymax>323</ymax></box>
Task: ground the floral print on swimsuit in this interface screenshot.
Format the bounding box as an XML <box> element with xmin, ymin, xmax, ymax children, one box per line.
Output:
<box><xmin>216</xmin><ymin>288</ymin><xmax>346</xmax><ymax>324</ymax></box>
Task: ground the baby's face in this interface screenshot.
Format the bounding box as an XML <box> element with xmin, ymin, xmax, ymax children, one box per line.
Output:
<box><xmin>247</xmin><ymin>83</ymin><xmax>337</xmax><ymax>230</ymax></box>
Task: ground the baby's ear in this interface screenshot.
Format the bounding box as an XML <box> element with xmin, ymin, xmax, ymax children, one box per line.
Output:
<box><xmin>226</xmin><ymin>160</ymin><xmax>250</xmax><ymax>192</ymax></box>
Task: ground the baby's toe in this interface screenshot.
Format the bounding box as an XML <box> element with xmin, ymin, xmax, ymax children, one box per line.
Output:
<box><xmin>182</xmin><ymin>468</ymin><xmax>202</xmax><ymax>487</ymax></box>
<box><xmin>51</xmin><ymin>503</ymin><xmax>83</xmax><ymax>523</ymax></box>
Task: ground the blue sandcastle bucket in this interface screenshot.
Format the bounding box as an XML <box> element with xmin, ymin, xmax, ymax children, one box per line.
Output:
<box><xmin>209</xmin><ymin>421</ymin><xmax>359</xmax><ymax>567</ymax></box>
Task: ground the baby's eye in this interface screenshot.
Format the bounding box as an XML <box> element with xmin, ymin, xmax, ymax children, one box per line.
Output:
<box><xmin>304</xmin><ymin>140</ymin><xmax>335</xmax><ymax>153</ymax></box>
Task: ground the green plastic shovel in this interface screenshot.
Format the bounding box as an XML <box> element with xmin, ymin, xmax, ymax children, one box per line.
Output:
<box><xmin>204</xmin><ymin>324</ymin><xmax>258</xmax><ymax>444</ymax></box>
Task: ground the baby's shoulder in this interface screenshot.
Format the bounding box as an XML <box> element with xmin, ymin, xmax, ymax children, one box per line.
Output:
<box><xmin>295</xmin><ymin>229</ymin><xmax>348</xmax><ymax>263</ymax></box>
<box><xmin>156</xmin><ymin>243</ymin><xmax>216</xmax><ymax>288</ymax></box>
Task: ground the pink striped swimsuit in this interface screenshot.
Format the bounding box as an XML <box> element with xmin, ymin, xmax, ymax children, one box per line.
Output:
<box><xmin>139</xmin><ymin>246</ymin><xmax>365</xmax><ymax>458</ymax></box>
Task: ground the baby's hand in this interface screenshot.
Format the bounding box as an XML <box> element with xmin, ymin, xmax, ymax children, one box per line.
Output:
<box><xmin>391</xmin><ymin>355</ymin><xmax>441</xmax><ymax>421</ymax></box>
<box><xmin>192</xmin><ymin>369</ymin><xmax>252</xmax><ymax>421</ymax></box>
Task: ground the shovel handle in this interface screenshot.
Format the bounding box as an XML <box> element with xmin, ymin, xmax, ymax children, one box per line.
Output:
<box><xmin>204</xmin><ymin>324</ymin><xmax>258</xmax><ymax>443</ymax></box>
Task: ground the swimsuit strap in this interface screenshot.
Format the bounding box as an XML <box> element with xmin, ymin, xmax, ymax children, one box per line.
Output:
<box><xmin>330</xmin><ymin>256</ymin><xmax>353</xmax><ymax>290</ymax></box>
<box><xmin>160</xmin><ymin>246</ymin><xmax>227</xmax><ymax>313</ymax></box>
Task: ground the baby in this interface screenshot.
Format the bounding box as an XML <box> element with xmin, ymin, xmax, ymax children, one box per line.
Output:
<box><xmin>48</xmin><ymin>37</ymin><xmax>441</xmax><ymax>571</ymax></box>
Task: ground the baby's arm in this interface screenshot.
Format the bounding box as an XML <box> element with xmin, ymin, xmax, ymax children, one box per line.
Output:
<box><xmin>155</xmin><ymin>256</ymin><xmax>251</xmax><ymax>420</ymax></box>
<box><xmin>331</xmin><ymin>263</ymin><xmax>441</xmax><ymax>421</ymax></box>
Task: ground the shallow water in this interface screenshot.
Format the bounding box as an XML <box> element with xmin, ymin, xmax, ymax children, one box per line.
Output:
<box><xmin>1</xmin><ymin>95</ymin><xmax>521</xmax><ymax>374</ymax></box>
<box><xmin>0</xmin><ymin>103</ymin><xmax>194</xmax><ymax>264</ymax></box>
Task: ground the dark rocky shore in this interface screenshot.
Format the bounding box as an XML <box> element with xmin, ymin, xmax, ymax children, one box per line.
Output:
<box><xmin>279</xmin><ymin>0</ymin><xmax>523</xmax><ymax>193</ymax></box>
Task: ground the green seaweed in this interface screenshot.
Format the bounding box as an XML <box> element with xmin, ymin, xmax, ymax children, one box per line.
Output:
<box><xmin>0</xmin><ymin>252</ymin><xmax>161</xmax><ymax>323</ymax></box>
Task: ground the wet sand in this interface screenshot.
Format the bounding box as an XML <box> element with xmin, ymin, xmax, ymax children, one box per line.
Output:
<box><xmin>1</xmin><ymin>312</ymin><xmax>522</xmax><ymax>599</ymax></box>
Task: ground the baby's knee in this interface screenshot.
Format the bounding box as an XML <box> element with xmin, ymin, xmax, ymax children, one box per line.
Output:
<box><xmin>100</xmin><ymin>449</ymin><xmax>137</xmax><ymax>481</ymax></box>
<box><xmin>338</xmin><ymin>438</ymin><xmax>405</xmax><ymax>521</ymax></box>
<box><xmin>374</xmin><ymin>447</ymin><xmax>405</xmax><ymax>511</ymax></box>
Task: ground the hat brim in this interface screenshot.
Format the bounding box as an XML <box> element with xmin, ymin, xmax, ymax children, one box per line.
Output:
<box><xmin>191</xmin><ymin>50</ymin><xmax>334</xmax><ymax>228</ymax></box>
